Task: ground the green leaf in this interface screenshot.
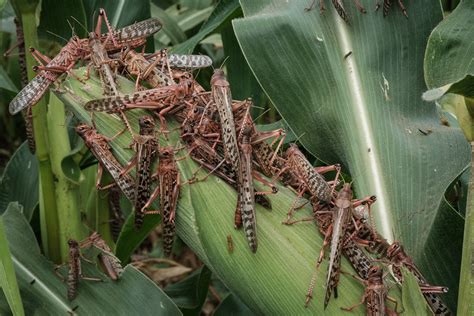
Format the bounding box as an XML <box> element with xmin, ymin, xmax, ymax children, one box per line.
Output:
<box><xmin>0</xmin><ymin>65</ymin><xmax>18</xmax><ymax>93</ymax></box>
<box><xmin>55</xmin><ymin>64</ymin><xmax>440</xmax><ymax>315</ymax></box>
<box><xmin>423</xmin><ymin>75</ymin><xmax>474</xmax><ymax>101</ymax></box>
<box><xmin>214</xmin><ymin>293</ymin><xmax>254</xmax><ymax>316</ymax></box>
<box><xmin>151</xmin><ymin>3</ymin><xmax>187</xmax><ymax>46</ymax></box>
<box><xmin>83</xmin><ymin>0</ymin><xmax>151</xmax><ymax>30</ymax></box>
<box><xmin>425</xmin><ymin>0</ymin><xmax>474</xmax><ymax>98</ymax></box>
<box><xmin>165</xmin><ymin>266</ymin><xmax>211</xmax><ymax>315</ymax></box>
<box><xmin>172</xmin><ymin>0</ymin><xmax>240</xmax><ymax>53</ymax></box>
<box><xmin>0</xmin><ymin>205</ymin><xmax>25</xmax><ymax>316</ymax></box>
<box><xmin>221</xmin><ymin>20</ymin><xmax>267</xmax><ymax>110</ymax></box>
<box><xmin>0</xmin><ymin>142</ymin><xmax>38</xmax><ymax>220</ymax></box>
<box><xmin>256</xmin><ymin>120</ymin><xmax>295</xmax><ymax>144</ymax></box>
<box><xmin>180</xmin><ymin>0</ymin><xmax>214</xmax><ymax>10</ymax></box>
<box><xmin>38</xmin><ymin>0</ymin><xmax>87</xmax><ymax>41</ymax></box>
<box><xmin>0</xmin><ymin>202</ymin><xmax>182</xmax><ymax>315</ymax></box>
<box><xmin>56</xmin><ymin>68</ymin><xmax>400</xmax><ymax>314</ymax></box>
<box><xmin>233</xmin><ymin>0</ymin><xmax>468</xmax><ymax>309</ymax></box>
<box><xmin>401</xmin><ymin>267</ymin><xmax>432</xmax><ymax>315</ymax></box>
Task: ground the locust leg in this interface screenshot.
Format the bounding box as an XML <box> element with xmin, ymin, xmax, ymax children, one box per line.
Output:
<box><xmin>386</xmin><ymin>295</ymin><xmax>400</xmax><ymax>314</ymax></box>
<box><xmin>141</xmin><ymin>184</ymin><xmax>161</xmax><ymax>215</ymax></box>
<box><xmin>341</xmin><ymin>293</ymin><xmax>367</xmax><ymax>312</ymax></box>
<box><xmin>29</xmin><ymin>47</ymin><xmax>52</xmax><ymax>65</ymax></box>
<box><xmin>80</xmin><ymin>275</ymin><xmax>102</xmax><ymax>282</ymax></box>
<box><xmin>169</xmin><ymin>176</ymin><xmax>180</xmax><ymax>223</ymax></box>
<box><xmin>252</xmin><ymin>170</ymin><xmax>278</xmax><ymax>194</ymax></box>
<box><xmin>304</xmin><ymin>0</ymin><xmax>318</xmax><ymax>12</ymax></box>
<box><xmin>119</xmin><ymin>153</ymin><xmax>138</xmax><ymax>177</ymax></box>
<box><xmin>284</xmin><ymin>216</ymin><xmax>315</xmax><ymax>225</ymax></box>
<box><xmin>419</xmin><ymin>285</ymin><xmax>449</xmax><ymax>294</ymax></box>
<box><xmin>398</xmin><ymin>0</ymin><xmax>408</xmax><ymax>17</ymax></box>
<box><xmin>96</xmin><ymin>8</ymin><xmax>119</xmax><ymax>47</ymax></box>
<box><xmin>304</xmin><ymin>270</ymin><xmax>317</xmax><ymax>307</ymax></box>
<box><xmin>352</xmin><ymin>0</ymin><xmax>367</xmax><ymax>13</ymax></box>
<box><xmin>284</xmin><ymin>183</ymin><xmax>308</xmax><ymax>222</ymax></box>
<box><xmin>317</xmin><ymin>222</ymin><xmax>333</xmax><ymax>266</ymax></box>
<box><xmin>54</xmin><ymin>264</ymin><xmax>67</xmax><ymax>281</ymax></box>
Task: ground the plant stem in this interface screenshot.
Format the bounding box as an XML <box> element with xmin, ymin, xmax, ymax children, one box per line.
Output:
<box><xmin>457</xmin><ymin>98</ymin><xmax>474</xmax><ymax>314</ymax></box>
<box><xmin>20</xmin><ymin>10</ymin><xmax>61</xmax><ymax>262</ymax></box>
<box><xmin>47</xmin><ymin>94</ymin><xmax>84</xmax><ymax>261</ymax></box>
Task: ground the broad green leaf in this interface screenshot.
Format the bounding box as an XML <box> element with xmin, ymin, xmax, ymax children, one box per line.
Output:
<box><xmin>0</xmin><ymin>65</ymin><xmax>18</xmax><ymax>92</ymax></box>
<box><xmin>83</xmin><ymin>0</ymin><xmax>151</xmax><ymax>30</ymax></box>
<box><xmin>0</xmin><ymin>206</ymin><xmax>24</xmax><ymax>316</ymax></box>
<box><xmin>55</xmin><ymin>70</ymin><xmax>418</xmax><ymax>315</ymax></box>
<box><xmin>0</xmin><ymin>142</ymin><xmax>38</xmax><ymax>220</ymax></box>
<box><xmin>180</xmin><ymin>0</ymin><xmax>214</xmax><ymax>10</ymax></box>
<box><xmin>423</xmin><ymin>76</ymin><xmax>474</xmax><ymax>101</ymax></box>
<box><xmin>233</xmin><ymin>0</ymin><xmax>468</xmax><ymax>309</ymax></box>
<box><xmin>401</xmin><ymin>267</ymin><xmax>432</xmax><ymax>315</ymax></box>
<box><xmin>256</xmin><ymin>120</ymin><xmax>295</xmax><ymax>144</ymax></box>
<box><xmin>425</xmin><ymin>0</ymin><xmax>474</xmax><ymax>98</ymax></box>
<box><xmin>152</xmin><ymin>3</ymin><xmax>187</xmax><ymax>46</ymax></box>
<box><xmin>214</xmin><ymin>293</ymin><xmax>254</xmax><ymax>316</ymax></box>
<box><xmin>164</xmin><ymin>266</ymin><xmax>211</xmax><ymax>315</ymax></box>
<box><xmin>172</xmin><ymin>0</ymin><xmax>240</xmax><ymax>53</ymax></box>
<box><xmin>221</xmin><ymin>21</ymin><xmax>268</xmax><ymax>112</ymax></box>
<box><xmin>38</xmin><ymin>0</ymin><xmax>87</xmax><ymax>41</ymax></box>
<box><xmin>0</xmin><ymin>202</ymin><xmax>182</xmax><ymax>315</ymax></box>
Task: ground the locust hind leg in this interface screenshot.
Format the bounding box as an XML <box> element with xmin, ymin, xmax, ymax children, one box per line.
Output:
<box><xmin>397</xmin><ymin>0</ymin><xmax>408</xmax><ymax>17</ymax></box>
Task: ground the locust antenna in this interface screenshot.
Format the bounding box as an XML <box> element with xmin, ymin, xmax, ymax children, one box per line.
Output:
<box><xmin>46</xmin><ymin>31</ymin><xmax>69</xmax><ymax>44</ymax></box>
<box><xmin>219</xmin><ymin>56</ymin><xmax>230</xmax><ymax>69</ymax></box>
<box><xmin>69</xmin><ymin>16</ymin><xmax>88</xmax><ymax>34</ymax></box>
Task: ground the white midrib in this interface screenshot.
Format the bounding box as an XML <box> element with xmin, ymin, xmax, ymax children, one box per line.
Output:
<box><xmin>11</xmin><ymin>255</ymin><xmax>73</xmax><ymax>313</ymax></box>
<box><xmin>332</xmin><ymin>10</ymin><xmax>394</xmax><ymax>243</ymax></box>
<box><xmin>112</xmin><ymin>0</ymin><xmax>126</xmax><ymax>27</ymax></box>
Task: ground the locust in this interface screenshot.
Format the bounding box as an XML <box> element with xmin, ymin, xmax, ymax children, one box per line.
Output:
<box><xmin>84</xmin><ymin>77</ymin><xmax>194</xmax><ymax>132</ymax></box>
<box><xmin>108</xmin><ymin>186</ymin><xmax>124</xmax><ymax>241</ymax></box>
<box><xmin>141</xmin><ymin>146</ymin><xmax>181</xmax><ymax>257</ymax></box>
<box><xmin>276</xmin><ymin>143</ymin><xmax>340</xmax><ymax>222</ymax></box>
<box><xmin>87</xmin><ymin>30</ymin><xmax>119</xmax><ymax>97</ymax></box>
<box><xmin>210</xmin><ymin>69</ymin><xmax>241</xmax><ymax>174</ymax></box>
<box><xmin>9</xmin><ymin>36</ymin><xmax>88</xmax><ymax>115</ymax></box>
<box><xmin>9</xmin><ymin>12</ymin><xmax>162</xmax><ymax>115</ymax></box>
<box><xmin>305</xmin><ymin>0</ymin><xmax>367</xmax><ymax>23</ymax></box>
<box><xmin>120</xmin><ymin>116</ymin><xmax>159</xmax><ymax>229</ymax></box>
<box><xmin>75</xmin><ymin>124</ymin><xmax>135</xmax><ymax>201</ymax></box>
<box><xmin>341</xmin><ymin>266</ymin><xmax>399</xmax><ymax>316</ymax></box>
<box><xmin>316</xmin><ymin>211</ymin><xmax>373</xmax><ymax>280</ymax></box>
<box><xmin>145</xmin><ymin>50</ymin><xmax>213</xmax><ymax>69</ymax></box>
<box><xmin>306</xmin><ymin>184</ymin><xmax>375</xmax><ymax>308</ymax></box>
<box><xmin>79</xmin><ymin>232</ymin><xmax>123</xmax><ymax>281</ymax></box>
<box><xmin>55</xmin><ymin>239</ymin><xmax>101</xmax><ymax>300</ymax></box>
<box><xmin>233</xmin><ymin>110</ymin><xmax>281</xmax><ymax>251</ymax></box>
<box><xmin>236</xmin><ymin>124</ymin><xmax>259</xmax><ymax>252</ymax></box>
<box><xmin>180</xmin><ymin>107</ymin><xmax>273</xmax><ymax>210</ymax></box>
<box><xmin>385</xmin><ymin>242</ymin><xmax>452</xmax><ymax>315</ymax></box>
<box><xmin>375</xmin><ymin>0</ymin><xmax>408</xmax><ymax>18</ymax></box>
<box><xmin>119</xmin><ymin>49</ymin><xmax>173</xmax><ymax>89</ymax></box>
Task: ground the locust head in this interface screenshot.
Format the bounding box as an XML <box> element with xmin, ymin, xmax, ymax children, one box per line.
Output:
<box><xmin>139</xmin><ymin>116</ymin><xmax>156</xmax><ymax>136</ymax></box>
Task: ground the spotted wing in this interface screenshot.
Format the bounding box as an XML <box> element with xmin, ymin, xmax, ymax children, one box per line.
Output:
<box><xmin>166</xmin><ymin>54</ymin><xmax>213</xmax><ymax>69</ymax></box>
<box><xmin>9</xmin><ymin>75</ymin><xmax>51</xmax><ymax>114</ymax></box>
<box><xmin>84</xmin><ymin>86</ymin><xmax>175</xmax><ymax>112</ymax></box>
<box><xmin>112</xmin><ymin>18</ymin><xmax>162</xmax><ymax>43</ymax></box>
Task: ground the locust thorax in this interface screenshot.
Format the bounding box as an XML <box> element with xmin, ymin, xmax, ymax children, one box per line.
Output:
<box><xmin>210</xmin><ymin>69</ymin><xmax>229</xmax><ymax>87</ymax></box>
<box><xmin>334</xmin><ymin>183</ymin><xmax>353</xmax><ymax>209</ymax></box>
<box><xmin>367</xmin><ymin>266</ymin><xmax>384</xmax><ymax>284</ymax></box>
